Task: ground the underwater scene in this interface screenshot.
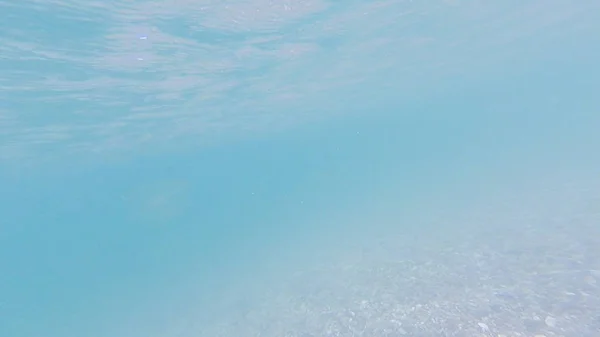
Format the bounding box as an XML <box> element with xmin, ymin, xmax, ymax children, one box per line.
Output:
<box><xmin>1</xmin><ymin>1</ymin><xmax>600</xmax><ymax>336</ymax></box>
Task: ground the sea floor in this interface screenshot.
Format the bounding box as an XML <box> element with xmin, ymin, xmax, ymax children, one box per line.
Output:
<box><xmin>188</xmin><ymin>173</ymin><xmax>600</xmax><ymax>337</ymax></box>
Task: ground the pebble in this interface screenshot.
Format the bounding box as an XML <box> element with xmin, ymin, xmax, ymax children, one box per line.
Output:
<box><xmin>544</xmin><ymin>315</ymin><xmax>557</xmax><ymax>328</ymax></box>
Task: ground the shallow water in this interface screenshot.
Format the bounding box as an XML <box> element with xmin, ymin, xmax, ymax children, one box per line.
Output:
<box><xmin>1</xmin><ymin>1</ymin><xmax>600</xmax><ymax>337</ymax></box>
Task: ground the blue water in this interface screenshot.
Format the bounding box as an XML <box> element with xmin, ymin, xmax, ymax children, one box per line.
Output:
<box><xmin>1</xmin><ymin>1</ymin><xmax>600</xmax><ymax>337</ymax></box>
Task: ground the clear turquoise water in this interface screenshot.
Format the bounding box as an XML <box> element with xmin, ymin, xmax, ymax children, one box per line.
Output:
<box><xmin>1</xmin><ymin>1</ymin><xmax>600</xmax><ymax>337</ymax></box>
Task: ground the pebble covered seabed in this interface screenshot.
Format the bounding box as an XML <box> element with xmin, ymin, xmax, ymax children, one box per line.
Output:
<box><xmin>194</xmin><ymin>176</ymin><xmax>600</xmax><ymax>337</ymax></box>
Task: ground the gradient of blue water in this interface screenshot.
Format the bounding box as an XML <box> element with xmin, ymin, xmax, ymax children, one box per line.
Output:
<box><xmin>1</xmin><ymin>2</ymin><xmax>600</xmax><ymax>337</ymax></box>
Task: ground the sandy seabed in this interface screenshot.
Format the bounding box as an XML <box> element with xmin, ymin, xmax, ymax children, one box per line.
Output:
<box><xmin>193</xmin><ymin>176</ymin><xmax>600</xmax><ymax>337</ymax></box>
